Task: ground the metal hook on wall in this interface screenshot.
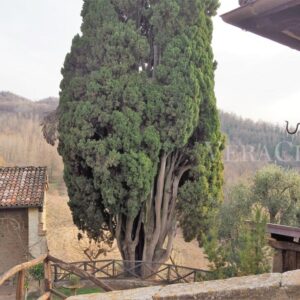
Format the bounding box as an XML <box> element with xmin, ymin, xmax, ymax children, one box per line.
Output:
<box><xmin>285</xmin><ymin>121</ymin><xmax>300</xmax><ymax>135</ymax></box>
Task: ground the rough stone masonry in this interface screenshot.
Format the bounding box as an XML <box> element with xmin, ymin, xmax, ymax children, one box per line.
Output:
<box><xmin>68</xmin><ymin>270</ymin><xmax>300</xmax><ymax>300</ymax></box>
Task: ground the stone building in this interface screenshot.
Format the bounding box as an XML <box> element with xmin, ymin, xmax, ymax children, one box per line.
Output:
<box><xmin>0</xmin><ymin>167</ymin><xmax>48</xmax><ymax>275</ymax></box>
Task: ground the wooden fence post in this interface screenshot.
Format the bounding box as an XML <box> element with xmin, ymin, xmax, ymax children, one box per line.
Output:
<box><xmin>54</xmin><ymin>265</ymin><xmax>58</xmax><ymax>282</ymax></box>
<box><xmin>44</xmin><ymin>257</ymin><xmax>52</xmax><ymax>299</ymax></box>
<box><xmin>16</xmin><ymin>270</ymin><xmax>25</xmax><ymax>300</ymax></box>
<box><xmin>93</xmin><ymin>261</ymin><xmax>96</xmax><ymax>274</ymax></box>
<box><xmin>167</xmin><ymin>265</ymin><xmax>171</xmax><ymax>283</ymax></box>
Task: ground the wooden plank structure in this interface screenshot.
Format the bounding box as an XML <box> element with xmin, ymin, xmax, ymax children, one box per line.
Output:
<box><xmin>221</xmin><ymin>0</ymin><xmax>300</xmax><ymax>52</ymax></box>
<box><xmin>267</xmin><ymin>223</ymin><xmax>300</xmax><ymax>272</ymax></box>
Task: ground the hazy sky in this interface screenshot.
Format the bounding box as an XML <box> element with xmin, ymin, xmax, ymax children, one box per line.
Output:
<box><xmin>1</xmin><ymin>0</ymin><xmax>300</xmax><ymax>125</ymax></box>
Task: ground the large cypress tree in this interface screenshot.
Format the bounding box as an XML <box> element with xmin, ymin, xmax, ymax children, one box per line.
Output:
<box><xmin>58</xmin><ymin>0</ymin><xmax>223</xmax><ymax>272</ymax></box>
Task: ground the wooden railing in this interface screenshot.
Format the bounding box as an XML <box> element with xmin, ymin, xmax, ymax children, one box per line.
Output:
<box><xmin>0</xmin><ymin>256</ymin><xmax>208</xmax><ymax>300</ymax></box>
<box><xmin>0</xmin><ymin>254</ymin><xmax>113</xmax><ymax>300</ymax></box>
<box><xmin>0</xmin><ymin>254</ymin><xmax>51</xmax><ymax>300</ymax></box>
<box><xmin>52</xmin><ymin>259</ymin><xmax>209</xmax><ymax>284</ymax></box>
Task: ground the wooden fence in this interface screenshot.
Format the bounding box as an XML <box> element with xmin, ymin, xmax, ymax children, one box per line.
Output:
<box><xmin>52</xmin><ymin>259</ymin><xmax>209</xmax><ymax>284</ymax></box>
<box><xmin>0</xmin><ymin>254</ymin><xmax>112</xmax><ymax>300</ymax></box>
<box><xmin>0</xmin><ymin>256</ymin><xmax>208</xmax><ymax>300</ymax></box>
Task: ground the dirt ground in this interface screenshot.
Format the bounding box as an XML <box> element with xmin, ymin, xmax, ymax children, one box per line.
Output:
<box><xmin>46</xmin><ymin>189</ymin><xmax>209</xmax><ymax>270</ymax></box>
<box><xmin>0</xmin><ymin>285</ymin><xmax>15</xmax><ymax>300</ymax></box>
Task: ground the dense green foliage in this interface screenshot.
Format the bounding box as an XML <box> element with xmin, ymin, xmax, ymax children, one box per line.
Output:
<box><xmin>252</xmin><ymin>165</ymin><xmax>300</xmax><ymax>224</ymax></box>
<box><xmin>204</xmin><ymin>206</ymin><xmax>271</xmax><ymax>279</ymax></box>
<box><xmin>204</xmin><ymin>164</ymin><xmax>300</xmax><ymax>279</ymax></box>
<box><xmin>29</xmin><ymin>263</ymin><xmax>44</xmax><ymax>283</ymax></box>
<box><xmin>221</xmin><ymin>165</ymin><xmax>300</xmax><ymax>228</ymax></box>
<box><xmin>58</xmin><ymin>0</ymin><xmax>223</xmax><ymax>264</ymax></box>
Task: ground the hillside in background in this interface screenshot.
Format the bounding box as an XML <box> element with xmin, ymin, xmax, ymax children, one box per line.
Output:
<box><xmin>1</xmin><ymin>92</ymin><xmax>300</xmax><ymax>188</ymax></box>
<box><xmin>220</xmin><ymin>111</ymin><xmax>300</xmax><ymax>192</ymax></box>
<box><xmin>220</xmin><ymin>111</ymin><xmax>300</xmax><ymax>159</ymax></box>
<box><xmin>0</xmin><ymin>91</ymin><xmax>57</xmax><ymax>116</ymax></box>
<box><xmin>0</xmin><ymin>92</ymin><xmax>63</xmax><ymax>190</ymax></box>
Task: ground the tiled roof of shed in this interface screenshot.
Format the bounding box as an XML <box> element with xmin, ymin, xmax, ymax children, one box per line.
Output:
<box><xmin>0</xmin><ymin>167</ymin><xmax>47</xmax><ymax>208</ymax></box>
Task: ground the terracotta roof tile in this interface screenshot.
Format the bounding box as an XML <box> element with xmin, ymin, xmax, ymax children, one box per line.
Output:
<box><xmin>0</xmin><ymin>167</ymin><xmax>47</xmax><ymax>208</ymax></box>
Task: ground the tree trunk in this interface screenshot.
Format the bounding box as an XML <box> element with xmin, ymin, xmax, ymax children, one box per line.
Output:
<box><xmin>269</xmin><ymin>212</ymin><xmax>277</xmax><ymax>224</ymax></box>
<box><xmin>115</xmin><ymin>152</ymin><xmax>191</xmax><ymax>278</ymax></box>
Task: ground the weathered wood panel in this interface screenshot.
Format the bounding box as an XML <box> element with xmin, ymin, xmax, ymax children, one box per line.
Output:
<box><xmin>283</xmin><ymin>250</ymin><xmax>297</xmax><ymax>272</ymax></box>
<box><xmin>272</xmin><ymin>249</ymin><xmax>283</xmax><ymax>273</ymax></box>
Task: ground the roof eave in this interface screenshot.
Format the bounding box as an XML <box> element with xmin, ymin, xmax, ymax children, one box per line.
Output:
<box><xmin>267</xmin><ymin>223</ymin><xmax>300</xmax><ymax>239</ymax></box>
<box><xmin>221</xmin><ymin>0</ymin><xmax>300</xmax><ymax>52</ymax></box>
<box><xmin>0</xmin><ymin>204</ymin><xmax>43</xmax><ymax>210</ymax></box>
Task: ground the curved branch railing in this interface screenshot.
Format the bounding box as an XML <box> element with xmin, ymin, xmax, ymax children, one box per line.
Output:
<box><xmin>0</xmin><ymin>254</ymin><xmax>113</xmax><ymax>300</ymax></box>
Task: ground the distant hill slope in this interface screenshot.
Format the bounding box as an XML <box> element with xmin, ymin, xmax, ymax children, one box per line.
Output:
<box><xmin>2</xmin><ymin>90</ymin><xmax>300</xmax><ymax>173</ymax></box>
<box><xmin>0</xmin><ymin>92</ymin><xmax>63</xmax><ymax>186</ymax></box>
<box><xmin>1</xmin><ymin>91</ymin><xmax>299</xmax><ymax>162</ymax></box>
<box><xmin>1</xmin><ymin>91</ymin><xmax>298</xmax><ymax>151</ymax></box>
<box><xmin>220</xmin><ymin>111</ymin><xmax>288</xmax><ymax>147</ymax></box>
<box><xmin>1</xmin><ymin>91</ymin><xmax>300</xmax><ymax>259</ymax></box>
<box><xmin>220</xmin><ymin>111</ymin><xmax>300</xmax><ymax>166</ymax></box>
<box><xmin>0</xmin><ymin>91</ymin><xmax>58</xmax><ymax>116</ymax></box>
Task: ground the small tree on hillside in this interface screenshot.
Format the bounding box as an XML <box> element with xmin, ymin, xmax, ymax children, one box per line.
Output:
<box><xmin>237</xmin><ymin>206</ymin><xmax>271</xmax><ymax>276</ymax></box>
<box><xmin>203</xmin><ymin>205</ymin><xmax>271</xmax><ymax>279</ymax></box>
<box><xmin>219</xmin><ymin>165</ymin><xmax>300</xmax><ymax>236</ymax></box>
<box><xmin>57</xmin><ymin>0</ymin><xmax>223</xmax><ymax>273</ymax></box>
<box><xmin>218</xmin><ymin>183</ymin><xmax>252</xmax><ymax>239</ymax></box>
<box><xmin>252</xmin><ymin>165</ymin><xmax>300</xmax><ymax>224</ymax></box>
<box><xmin>203</xmin><ymin>164</ymin><xmax>300</xmax><ymax>280</ymax></box>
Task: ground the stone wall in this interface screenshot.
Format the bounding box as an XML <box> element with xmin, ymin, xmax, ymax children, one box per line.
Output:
<box><xmin>68</xmin><ymin>270</ymin><xmax>300</xmax><ymax>300</ymax></box>
<box><xmin>56</xmin><ymin>278</ymin><xmax>160</xmax><ymax>291</ymax></box>
<box><xmin>0</xmin><ymin>205</ymin><xmax>47</xmax><ymax>275</ymax></box>
<box><xmin>28</xmin><ymin>207</ymin><xmax>47</xmax><ymax>258</ymax></box>
<box><xmin>0</xmin><ymin>209</ymin><xmax>28</xmax><ymax>274</ymax></box>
